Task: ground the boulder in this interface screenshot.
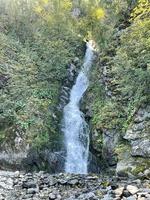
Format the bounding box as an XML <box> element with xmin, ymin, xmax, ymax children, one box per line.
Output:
<box><xmin>23</xmin><ymin>150</ymin><xmax>65</xmax><ymax>173</ymax></box>
<box><xmin>131</xmin><ymin>140</ymin><xmax>150</xmax><ymax>157</ymax></box>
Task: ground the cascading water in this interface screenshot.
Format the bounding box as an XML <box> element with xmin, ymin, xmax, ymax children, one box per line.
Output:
<box><xmin>62</xmin><ymin>41</ymin><xmax>94</xmax><ymax>174</ymax></box>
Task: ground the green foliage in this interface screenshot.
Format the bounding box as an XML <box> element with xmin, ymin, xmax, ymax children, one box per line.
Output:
<box><xmin>0</xmin><ymin>0</ymin><xmax>83</xmax><ymax>150</ymax></box>
<box><xmin>131</xmin><ymin>0</ymin><xmax>150</xmax><ymax>21</ymax></box>
<box><xmin>131</xmin><ymin>159</ymin><xmax>150</xmax><ymax>176</ymax></box>
<box><xmin>87</xmin><ymin>0</ymin><xmax>150</xmax><ymax>152</ymax></box>
<box><xmin>92</xmin><ymin>101</ymin><xmax>125</xmax><ymax>130</ymax></box>
<box><xmin>32</xmin><ymin>132</ymin><xmax>50</xmax><ymax>150</ymax></box>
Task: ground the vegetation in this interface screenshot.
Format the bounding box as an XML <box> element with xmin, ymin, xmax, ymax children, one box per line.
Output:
<box><xmin>89</xmin><ymin>0</ymin><xmax>150</xmax><ymax>134</ymax></box>
<box><xmin>0</xmin><ymin>0</ymin><xmax>150</xmax><ymax>173</ymax></box>
<box><xmin>0</xmin><ymin>0</ymin><xmax>84</xmax><ymax>150</ymax></box>
<box><xmin>0</xmin><ymin>0</ymin><xmax>113</xmax><ymax>151</ymax></box>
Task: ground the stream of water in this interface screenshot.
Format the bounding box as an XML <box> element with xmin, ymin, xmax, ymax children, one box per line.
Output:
<box><xmin>62</xmin><ymin>41</ymin><xmax>94</xmax><ymax>174</ymax></box>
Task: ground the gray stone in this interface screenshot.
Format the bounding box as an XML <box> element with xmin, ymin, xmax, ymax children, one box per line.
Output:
<box><xmin>57</xmin><ymin>179</ymin><xmax>67</xmax><ymax>185</ymax></box>
<box><xmin>72</xmin><ymin>8</ymin><xmax>81</xmax><ymax>18</ymax></box>
<box><xmin>115</xmin><ymin>187</ymin><xmax>124</xmax><ymax>196</ymax></box>
<box><xmin>49</xmin><ymin>193</ymin><xmax>56</xmax><ymax>199</ymax></box>
<box><xmin>69</xmin><ymin>179</ymin><xmax>78</xmax><ymax>185</ymax></box>
<box><xmin>126</xmin><ymin>196</ymin><xmax>136</xmax><ymax>200</ymax></box>
<box><xmin>131</xmin><ymin>139</ymin><xmax>150</xmax><ymax>157</ymax></box>
<box><xmin>143</xmin><ymin>169</ymin><xmax>150</xmax><ymax>177</ymax></box>
<box><xmin>126</xmin><ymin>185</ymin><xmax>139</xmax><ymax>195</ymax></box>
<box><xmin>23</xmin><ymin>194</ymin><xmax>34</xmax><ymax>199</ymax></box>
<box><xmin>102</xmin><ymin>193</ymin><xmax>114</xmax><ymax>200</ymax></box>
<box><xmin>0</xmin><ymin>171</ymin><xmax>150</xmax><ymax>200</ymax></box>
<box><xmin>102</xmin><ymin>130</ymin><xmax>119</xmax><ymax>166</ymax></box>
<box><xmin>56</xmin><ymin>194</ymin><xmax>62</xmax><ymax>200</ymax></box>
<box><xmin>27</xmin><ymin>188</ymin><xmax>37</xmax><ymax>194</ymax></box>
<box><xmin>0</xmin><ymin>181</ymin><xmax>13</xmax><ymax>190</ymax></box>
<box><xmin>145</xmin><ymin>193</ymin><xmax>150</xmax><ymax>198</ymax></box>
<box><xmin>73</xmin><ymin>57</ymin><xmax>80</xmax><ymax>64</ymax></box>
<box><xmin>133</xmin><ymin>122</ymin><xmax>145</xmax><ymax>131</ymax></box>
<box><xmin>14</xmin><ymin>171</ymin><xmax>20</xmax><ymax>177</ymax></box>
<box><xmin>78</xmin><ymin>192</ymin><xmax>96</xmax><ymax>200</ymax></box>
<box><xmin>134</xmin><ymin>110</ymin><xmax>150</xmax><ymax>123</ymax></box>
<box><xmin>22</xmin><ymin>181</ymin><xmax>36</xmax><ymax>189</ymax></box>
<box><xmin>0</xmin><ymin>194</ymin><xmax>5</xmax><ymax>200</ymax></box>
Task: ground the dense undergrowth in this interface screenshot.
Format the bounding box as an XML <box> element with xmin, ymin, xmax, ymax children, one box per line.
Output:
<box><xmin>87</xmin><ymin>0</ymin><xmax>150</xmax><ymax>162</ymax></box>
<box><xmin>0</xmin><ymin>0</ymin><xmax>84</xmax><ymax>150</ymax></box>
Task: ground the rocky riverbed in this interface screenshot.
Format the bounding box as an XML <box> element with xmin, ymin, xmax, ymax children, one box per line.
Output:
<box><xmin>0</xmin><ymin>171</ymin><xmax>150</xmax><ymax>200</ymax></box>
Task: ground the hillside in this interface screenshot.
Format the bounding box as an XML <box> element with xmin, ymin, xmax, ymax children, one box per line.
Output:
<box><xmin>0</xmin><ymin>0</ymin><xmax>150</xmax><ymax>179</ymax></box>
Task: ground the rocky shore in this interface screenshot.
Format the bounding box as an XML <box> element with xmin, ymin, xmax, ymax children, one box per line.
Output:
<box><xmin>0</xmin><ymin>171</ymin><xmax>150</xmax><ymax>200</ymax></box>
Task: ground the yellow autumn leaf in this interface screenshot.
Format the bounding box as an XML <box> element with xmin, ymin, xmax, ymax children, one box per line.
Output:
<box><xmin>62</xmin><ymin>0</ymin><xmax>72</xmax><ymax>10</ymax></box>
<box><xmin>45</xmin><ymin>15</ymin><xmax>52</xmax><ymax>23</ymax></box>
<box><xmin>34</xmin><ymin>5</ymin><xmax>43</xmax><ymax>13</ymax></box>
<box><xmin>92</xmin><ymin>8</ymin><xmax>105</xmax><ymax>20</ymax></box>
<box><xmin>41</xmin><ymin>0</ymin><xmax>49</xmax><ymax>4</ymax></box>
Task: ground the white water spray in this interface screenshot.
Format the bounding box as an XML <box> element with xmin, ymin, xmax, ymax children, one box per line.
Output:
<box><xmin>62</xmin><ymin>41</ymin><xmax>94</xmax><ymax>174</ymax></box>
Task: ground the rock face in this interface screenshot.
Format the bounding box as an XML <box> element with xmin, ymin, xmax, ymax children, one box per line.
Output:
<box><xmin>22</xmin><ymin>150</ymin><xmax>66</xmax><ymax>173</ymax></box>
<box><xmin>102</xmin><ymin>130</ymin><xmax>119</xmax><ymax>166</ymax></box>
<box><xmin>0</xmin><ymin>171</ymin><xmax>150</xmax><ymax>200</ymax></box>
<box><xmin>0</xmin><ymin>144</ymin><xmax>66</xmax><ymax>173</ymax></box>
<box><xmin>58</xmin><ymin>58</ymin><xmax>80</xmax><ymax>111</ymax></box>
<box><xmin>116</xmin><ymin>105</ymin><xmax>150</xmax><ymax>177</ymax></box>
<box><xmin>124</xmin><ymin>106</ymin><xmax>150</xmax><ymax>158</ymax></box>
<box><xmin>86</xmin><ymin>18</ymin><xmax>150</xmax><ymax>177</ymax></box>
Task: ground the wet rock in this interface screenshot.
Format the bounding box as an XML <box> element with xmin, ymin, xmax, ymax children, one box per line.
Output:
<box><xmin>58</xmin><ymin>60</ymin><xmax>80</xmax><ymax>111</ymax></box>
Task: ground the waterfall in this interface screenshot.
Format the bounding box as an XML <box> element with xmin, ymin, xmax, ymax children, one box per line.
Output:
<box><xmin>62</xmin><ymin>41</ymin><xmax>94</xmax><ymax>174</ymax></box>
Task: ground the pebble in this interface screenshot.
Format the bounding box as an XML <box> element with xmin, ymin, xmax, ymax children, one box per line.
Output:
<box><xmin>49</xmin><ymin>193</ymin><xmax>56</xmax><ymax>199</ymax></box>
